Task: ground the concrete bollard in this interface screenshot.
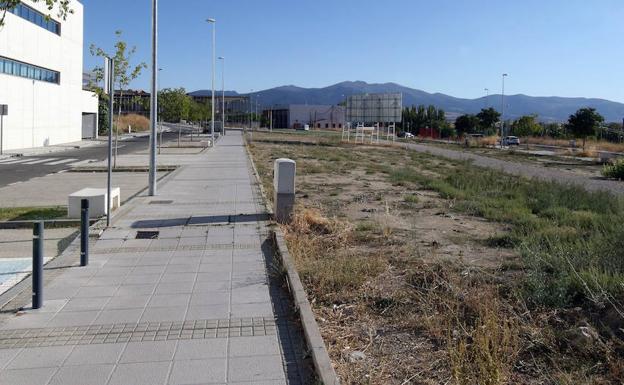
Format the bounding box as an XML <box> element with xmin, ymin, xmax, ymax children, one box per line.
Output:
<box><xmin>274</xmin><ymin>158</ymin><xmax>296</xmax><ymax>224</ymax></box>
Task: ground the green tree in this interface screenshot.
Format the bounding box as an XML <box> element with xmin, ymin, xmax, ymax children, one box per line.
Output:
<box><xmin>566</xmin><ymin>108</ymin><xmax>604</xmax><ymax>150</ymax></box>
<box><xmin>542</xmin><ymin>122</ymin><xmax>564</xmax><ymax>138</ymax></box>
<box><xmin>159</xmin><ymin>88</ymin><xmax>193</xmax><ymax>122</ymax></box>
<box><xmin>455</xmin><ymin>114</ymin><xmax>480</xmax><ymax>136</ymax></box>
<box><xmin>0</xmin><ymin>0</ymin><xmax>72</xmax><ymax>26</ymax></box>
<box><xmin>476</xmin><ymin>107</ymin><xmax>501</xmax><ymax>133</ymax></box>
<box><xmin>89</xmin><ymin>31</ymin><xmax>147</xmax><ymax>133</ymax></box>
<box><xmin>511</xmin><ymin>115</ymin><xmax>541</xmax><ymax>138</ymax></box>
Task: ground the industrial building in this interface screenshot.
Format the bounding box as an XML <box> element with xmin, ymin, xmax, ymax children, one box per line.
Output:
<box><xmin>264</xmin><ymin>105</ymin><xmax>346</xmax><ymax>129</ymax></box>
<box><xmin>0</xmin><ymin>0</ymin><xmax>99</xmax><ymax>152</ymax></box>
<box><xmin>187</xmin><ymin>90</ymin><xmax>250</xmax><ymax>126</ymax></box>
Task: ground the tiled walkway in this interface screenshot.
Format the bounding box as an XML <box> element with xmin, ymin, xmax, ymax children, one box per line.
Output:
<box><xmin>0</xmin><ymin>132</ymin><xmax>311</xmax><ymax>385</ymax></box>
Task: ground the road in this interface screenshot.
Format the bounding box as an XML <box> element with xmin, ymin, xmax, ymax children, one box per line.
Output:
<box><xmin>0</xmin><ymin>129</ymin><xmax>195</xmax><ymax>188</ymax></box>
<box><xmin>402</xmin><ymin>141</ymin><xmax>624</xmax><ymax>196</ymax></box>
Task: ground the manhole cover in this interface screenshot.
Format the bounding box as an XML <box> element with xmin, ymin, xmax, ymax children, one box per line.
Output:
<box><xmin>136</xmin><ymin>231</ymin><xmax>160</xmax><ymax>239</ymax></box>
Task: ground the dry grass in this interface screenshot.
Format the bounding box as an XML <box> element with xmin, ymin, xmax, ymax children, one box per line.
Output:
<box><xmin>116</xmin><ymin>114</ymin><xmax>150</xmax><ymax>133</ymax></box>
<box><xmin>247</xmin><ymin>131</ymin><xmax>624</xmax><ymax>385</ymax></box>
<box><xmin>528</xmin><ymin>137</ymin><xmax>624</xmax><ymax>153</ymax></box>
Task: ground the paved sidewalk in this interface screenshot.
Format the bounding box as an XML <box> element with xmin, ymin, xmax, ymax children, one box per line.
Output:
<box><xmin>0</xmin><ymin>131</ymin><xmax>312</xmax><ymax>384</ymax></box>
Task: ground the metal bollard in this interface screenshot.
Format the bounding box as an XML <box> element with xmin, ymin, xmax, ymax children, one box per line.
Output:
<box><xmin>32</xmin><ymin>221</ymin><xmax>44</xmax><ymax>310</ymax></box>
<box><xmin>80</xmin><ymin>199</ymin><xmax>89</xmax><ymax>267</ymax></box>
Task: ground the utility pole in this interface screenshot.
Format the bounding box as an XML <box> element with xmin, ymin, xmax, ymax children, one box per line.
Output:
<box><xmin>218</xmin><ymin>56</ymin><xmax>225</xmax><ymax>135</ymax></box>
<box><xmin>148</xmin><ymin>0</ymin><xmax>158</xmax><ymax>196</ymax></box>
<box><xmin>207</xmin><ymin>19</ymin><xmax>216</xmax><ymax>144</ymax></box>
<box><xmin>484</xmin><ymin>88</ymin><xmax>489</xmax><ymax>108</ymax></box>
<box><xmin>501</xmin><ymin>74</ymin><xmax>508</xmax><ymax>140</ymax></box>
<box><xmin>104</xmin><ymin>57</ymin><xmax>115</xmax><ymax>226</ymax></box>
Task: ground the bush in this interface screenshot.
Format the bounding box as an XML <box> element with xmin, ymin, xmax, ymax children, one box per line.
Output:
<box><xmin>603</xmin><ymin>159</ymin><xmax>624</xmax><ymax>180</ymax></box>
<box><xmin>116</xmin><ymin>114</ymin><xmax>150</xmax><ymax>133</ymax></box>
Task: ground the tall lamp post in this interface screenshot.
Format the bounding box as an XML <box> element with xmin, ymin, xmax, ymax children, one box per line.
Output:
<box><xmin>484</xmin><ymin>88</ymin><xmax>489</xmax><ymax>108</ymax></box>
<box><xmin>148</xmin><ymin>0</ymin><xmax>158</xmax><ymax>196</ymax></box>
<box><xmin>218</xmin><ymin>56</ymin><xmax>226</xmax><ymax>135</ymax></box>
<box><xmin>207</xmin><ymin>18</ymin><xmax>216</xmax><ymax>144</ymax></box>
<box><xmin>501</xmin><ymin>74</ymin><xmax>508</xmax><ymax>139</ymax></box>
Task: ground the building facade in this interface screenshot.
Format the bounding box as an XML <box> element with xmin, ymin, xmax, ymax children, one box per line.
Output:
<box><xmin>187</xmin><ymin>91</ymin><xmax>250</xmax><ymax>126</ymax></box>
<box><xmin>265</xmin><ymin>105</ymin><xmax>346</xmax><ymax>129</ymax></box>
<box><xmin>0</xmin><ymin>0</ymin><xmax>98</xmax><ymax>152</ymax></box>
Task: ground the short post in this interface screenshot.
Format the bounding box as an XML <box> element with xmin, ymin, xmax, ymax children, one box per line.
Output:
<box><xmin>32</xmin><ymin>221</ymin><xmax>44</xmax><ymax>310</ymax></box>
<box><xmin>80</xmin><ymin>199</ymin><xmax>89</xmax><ymax>267</ymax></box>
<box><xmin>274</xmin><ymin>158</ymin><xmax>296</xmax><ymax>224</ymax></box>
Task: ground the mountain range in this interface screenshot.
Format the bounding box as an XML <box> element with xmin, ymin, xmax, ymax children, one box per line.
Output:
<box><xmin>190</xmin><ymin>81</ymin><xmax>624</xmax><ymax>122</ymax></box>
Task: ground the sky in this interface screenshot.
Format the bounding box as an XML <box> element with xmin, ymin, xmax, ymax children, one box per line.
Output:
<box><xmin>82</xmin><ymin>0</ymin><xmax>624</xmax><ymax>102</ymax></box>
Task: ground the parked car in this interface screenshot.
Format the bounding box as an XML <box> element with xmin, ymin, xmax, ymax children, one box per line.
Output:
<box><xmin>502</xmin><ymin>136</ymin><xmax>520</xmax><ymax>146</ymax></box>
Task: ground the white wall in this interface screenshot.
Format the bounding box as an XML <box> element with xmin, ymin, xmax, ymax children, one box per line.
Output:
<box><xmin>0</xmin><ymin>0</ymin><xmax>89</xmax><ymax>151</ymax></box>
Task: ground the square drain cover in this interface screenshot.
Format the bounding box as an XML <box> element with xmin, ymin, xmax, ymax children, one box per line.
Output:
<box><xmin>136</xmin><ymin>231</ymin><xmax>160</xmax><ymax>239</ymax></box>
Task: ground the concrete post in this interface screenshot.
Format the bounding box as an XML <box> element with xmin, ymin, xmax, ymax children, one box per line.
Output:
<box><xmin>274</xmin><ymin>158</ymin><xmax>296</xmax><ymax>224</ymax></box>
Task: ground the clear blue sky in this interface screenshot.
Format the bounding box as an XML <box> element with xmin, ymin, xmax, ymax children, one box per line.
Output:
<box><xmin>82</xmin><ymin>0</ymin><xmax>624</xmax><ymax>102</ymax></box>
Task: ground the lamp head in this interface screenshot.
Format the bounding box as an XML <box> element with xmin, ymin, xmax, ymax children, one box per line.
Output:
<box><xmin>207</xmin><ymin>18</ymin><xmax>216</xmax><ymax>23</ymax></box>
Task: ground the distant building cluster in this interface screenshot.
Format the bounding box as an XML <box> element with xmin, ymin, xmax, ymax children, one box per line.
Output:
<box><xmin>264</xmin><ymin>105</ymin><xmax>346</xmax><ymax>129</ymax></box>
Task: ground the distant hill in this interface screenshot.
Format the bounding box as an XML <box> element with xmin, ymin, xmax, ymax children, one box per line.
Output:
<box><xmin>192</xmin><ymin>81</ymin><xmax>623</xmax><ymax>123</ymax></box>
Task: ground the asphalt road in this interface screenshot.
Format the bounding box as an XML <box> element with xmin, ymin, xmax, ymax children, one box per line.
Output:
<box><xmin>0</xmin><ymin>131</ymin><xmax>189</xmax><ymax>188</ymax></box>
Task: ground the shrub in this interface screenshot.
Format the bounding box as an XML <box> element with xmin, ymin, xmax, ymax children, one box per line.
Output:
<box><xmin>603</xmin><ymin>159</ymin><xmax>624</xmax><ymax>180</ymax></box>
<box><xmin>116</xmin><ymin>114</ymin><xmax>150</xmax><ymax>133</ymax></box>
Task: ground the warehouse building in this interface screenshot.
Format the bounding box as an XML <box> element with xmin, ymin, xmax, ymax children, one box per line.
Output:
<box><xmin>265</xmin><ymin>105</ymin><xmax>346</xmax><ymax>129</ymax></box>
<box><xmin>0</xmin><ymin>0</ymin><xmax>98</xmax><ymax>152</ymax></box>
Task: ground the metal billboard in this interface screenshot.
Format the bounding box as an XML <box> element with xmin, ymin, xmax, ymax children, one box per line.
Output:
<box><xmin>346</xmin><ymin>93</ymin><xmax>403</xmax><ymax>124</ymax></box>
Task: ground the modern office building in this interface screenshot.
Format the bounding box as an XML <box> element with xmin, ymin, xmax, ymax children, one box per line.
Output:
<box><xmin>0</xmin><ymin>0</ymin><xmax>98</xmax><ymax>152</ymax></box>
<box><xmin>265</xmin><ymin>105</ymin><xmax>346</xmax><ymax>129</ymax></box>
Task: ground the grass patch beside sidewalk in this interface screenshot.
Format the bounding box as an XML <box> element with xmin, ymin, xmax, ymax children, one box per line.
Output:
<box><xmin>0</xmin><ymin>207</ymin><xmax>67</xmax><ymax>222</ymax></box>
<box><xmin>248</xmin><ymin>130</ymin><xmax>624</xmax><ymax>385</ymax></box>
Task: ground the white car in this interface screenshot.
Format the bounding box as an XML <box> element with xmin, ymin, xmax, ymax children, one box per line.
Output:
<box><xmin>502</xmin><ymin>136</ymin><xmax>520</xmax><ymax>146</ymax></box>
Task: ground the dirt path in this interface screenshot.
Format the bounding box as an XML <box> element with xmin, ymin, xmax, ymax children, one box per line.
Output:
<box><xmin>403</xmin><ymin>142</ymin><xmax>624</xmax><ymax>196</ymax></box>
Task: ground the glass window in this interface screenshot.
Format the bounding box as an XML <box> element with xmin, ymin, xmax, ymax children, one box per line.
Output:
<box><xmin>9</xmin><ymin>3</ymin><xmax>60</xmax><ymax>36</ymax></box>
<box><xmin>0</xmin><ymin>56</ymin><xmax>60</xmax><ymax>84</ymax></box>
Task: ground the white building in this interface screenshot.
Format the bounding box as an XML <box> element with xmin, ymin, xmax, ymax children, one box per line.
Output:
<box><xmin>0</xmin><ymin>0</ymin><xmax>98</xmax><ymax>152</ymax></box>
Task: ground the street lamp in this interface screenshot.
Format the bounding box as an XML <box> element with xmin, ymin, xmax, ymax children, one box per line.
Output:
<box><xmin>148</xmin><ymin>0</ymin><xmax>158</xmax><ymax>196</ymax></box>
<box><xmin>484</xmin><ymin>88</ymin><xmax>489</xmax><ymax>107</ymax></box>
<box><xmin>501</xmin><ymin>74</ymin><xmax>508</xmax><ymax>139</ymax></box>
<box><xmin>207</xmin><ymin>18</ymin><xmax>216</xmax><ymax>144</ymax></box>
<box><xmin>218</xmin><ymin>56</ymin><xmax>225</xmax><ymax>135</ymax></box>
<box><xmin>158</xmin><ymin>68</ymin><xmax>163</xmax><ymax>154</ymax></box>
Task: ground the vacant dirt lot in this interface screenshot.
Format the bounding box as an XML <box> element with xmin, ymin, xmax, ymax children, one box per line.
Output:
<box><xmin>248</xmin><ymin>131</ymin><xmax>623</xmax><ymax>385</ymax></box>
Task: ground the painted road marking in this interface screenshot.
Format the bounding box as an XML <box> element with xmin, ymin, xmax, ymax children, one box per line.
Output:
<box><xmin>0</xmin><ymin>158</ymin><xmax>30</xmax><ymax>165</ymax></box>
<box><xmin>23</xmin><ymin>158</ymin><xmax>59</xmax><ymax>165</ymax></box>
<box><xmin>68</xmin><ymin>159</ymin><xmax>96</xmax><ymax>167</ymax></box>
<box><xmin>45</xmin><ymin>158</ymin><xmax>78</xmax><ymax>165</ymax></box>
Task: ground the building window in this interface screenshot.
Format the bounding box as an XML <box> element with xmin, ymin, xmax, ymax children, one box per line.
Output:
<box><xmin>0</xmin><ymin>56</ymin><xmax>60</xmax><ymax>84</ymax></box>
<box><xmin>8</xmin><ymin>3</ymin><xmax>61</xmax><ymax>35</ymax></box>
<box><xmin>325</xmin><ymin>124</ymin><xmax>329</xmax><ymax>129</ymax></box>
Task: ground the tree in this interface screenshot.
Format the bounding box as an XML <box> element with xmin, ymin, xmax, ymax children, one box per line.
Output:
<box><xmin>541</xmin><ymin>122</ymin><xmax>564</xmax><ymax>138</ymax></box>
<box><xmin>476</xmin><ymin>107</ymin><xmax>501</xmax><ymax>134</ymax></box>
<box><xmin>454</xmin><ymin>114</ymin><xmax>480</xmax><ymax>136</ymax></box>
<box><xmin>566</xmin><ymin>108</ymin><xmax>604</xmax><ymax>150</ymax></box>
<box><xmin>159</xmin><ymin>88</ymin><xmax>193</xmax><ymax>123</ymax></box>
<box><xmin>1</xmin><ymin>0</ymin><xmax>73</xmax><ymax>26</ymax></box>
<box><xmin>511</xmin><ymin>115</ymin><xmax>541</xmax><ymax>138</ymax></box>
<box><xmin>89</xmin><ymin>31</ymin><xmax>147</xmax><ymax>133</ymax></box>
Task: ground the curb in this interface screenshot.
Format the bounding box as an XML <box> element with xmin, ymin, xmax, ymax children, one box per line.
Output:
<box><xmin>244</xmin><ymin>135</ymin><xmax>340</xmax><ymax>385</ymax></box>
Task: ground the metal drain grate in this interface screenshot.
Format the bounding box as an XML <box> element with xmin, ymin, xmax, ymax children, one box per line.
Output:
<box><xmin>135</xmin><ymin>231</ymin><xmax>160</xmax><ymax>239</ymax></box>
<box><xmin>149</xmin><ymin>200</ymin><xmax>174</xmax><ymax>205</ymax></box>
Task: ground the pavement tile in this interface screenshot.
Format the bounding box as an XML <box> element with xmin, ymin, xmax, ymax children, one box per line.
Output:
<box><xmin>148</xmin><ymin>294</ymin><xmax>191</xmax><ymax>308</ymax></box>
<box><xmin>120</xmin><ymin>340</ymin><xmax>177</xmax><ymax>363</ymax></box>
<box><xmin>229</xmin><ymin>336</ymin><xmax>281</xmax><ymax>357</ymax></box>
<box><xmin>94</xmin><ymin>308</ymin><xmax>143</xmax><ymax>324</ymax></box>
<box><xmin>7</xmin><ymin>345</ymin><xmax>73</xmax><ymax>369</ymax></box>
<box><xmin>48</xmin><ymin>363</ymin><xmax>114</xmax><ymax>385</ymax></box>
<box><xmin>228</xmin><ymin>355</ymin><xmax>285</xmax><ymax>383</ymax></box>
<box><xmin>105</xmin><ymin>295</ymin><xmax>151</xmax><ymax>310</ymax></box>
<box><xmin>47</xmin><ymin>310</ymin><xmax>99</xmax><ymax>328</ymax></box>
<box><xmin>174</xmin><ymin>339</ymin><xmax>227</xmax><ymax>360</ymax></box>
<box><xmin>168</xmin><ymin>358</ymin><xmax>226</xmax><ymax>385</ymax></box>
<box><xmin>186</xmin><ymin>304</ymin><xmax>229</xmax><ymax>320</ymax></box>
<box><xmin>140</xmin><ymin>306</ymin><xmax>187</xmax><ymax>323</ymax></box>
<box><xmin>108</xmin><ymin>361</ymin><xmax>171</xmax><ymax>385</ymax></box>
<box><xmin>0</xmin><ymin>367</ymin><xmax>57</xmax><ymax>385</ymax></box>
<box><xmin>64</xmin><ymin>343</ymin><xmax>125</xmax><ymax>365</ymax></box>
